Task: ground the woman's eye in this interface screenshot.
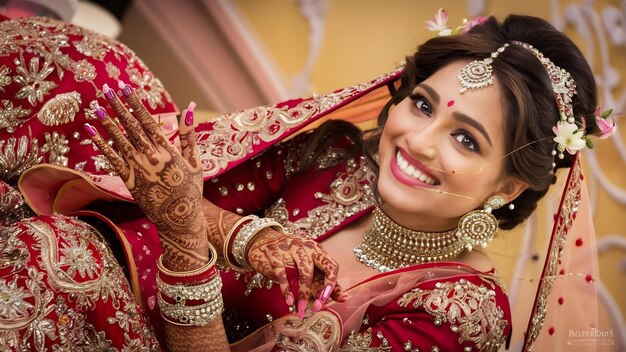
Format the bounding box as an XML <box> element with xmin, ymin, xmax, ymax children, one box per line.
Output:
<box><xmin>411</xmin><ymin>94</ymin><xmax>432</xmax><ymax>117</ymax></box>
<box><xmin>452</xmin><ymin>132</ymin><xmax>480</xmax><ymax>152</ymax></box>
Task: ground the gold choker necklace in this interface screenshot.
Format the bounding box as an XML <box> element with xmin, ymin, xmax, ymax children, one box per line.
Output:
<box><xmin>354</xmin><ymin>207</ymin><xmax>464</xmax><ymax>272</ymax></box>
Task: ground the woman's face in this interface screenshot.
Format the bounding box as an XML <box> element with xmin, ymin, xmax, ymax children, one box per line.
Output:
<box><xmin>377</xmin><ymin>60</ymin><xmax>520</xmax><ymax>231</ymax></box>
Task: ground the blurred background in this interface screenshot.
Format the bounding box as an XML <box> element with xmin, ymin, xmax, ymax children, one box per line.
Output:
<box><xmin>3</xmin><ymin>0</ymin><xmax>624</xmax><ymax>349</ymax></box>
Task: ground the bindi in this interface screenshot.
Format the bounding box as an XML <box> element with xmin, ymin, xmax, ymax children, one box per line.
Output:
<box><xmin>447</xmin><ymin>100</ymin><xmax>455</xmax><ymax>107</ymax></box>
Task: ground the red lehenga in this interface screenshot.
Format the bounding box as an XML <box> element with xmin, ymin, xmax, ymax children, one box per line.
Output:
<box><xmin>0</xmin><ymin>16</ymin><xmax>602</xmax><ymax>352</ymax></box>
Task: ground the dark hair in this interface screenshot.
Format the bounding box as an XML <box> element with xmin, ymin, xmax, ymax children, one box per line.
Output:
<box><xmin>306</xmin><ymin>15</ymin><xmax>598</xmax><ymax>230</ymax></box>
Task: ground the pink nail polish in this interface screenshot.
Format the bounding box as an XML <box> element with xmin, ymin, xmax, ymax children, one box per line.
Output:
<box><xmin>319</xmin><ymin>284</ymin><xmax>333</xmax><ymax>304</ymax></box>
<box><xmin>103</xmin><ymin>83</ymin><xmax>115</xmax><ymax>100</ymax></box>
<box><xmin>184</xmin><ymin>110</ymin><xmax>194</xmax><ymax>126</ymax></box>
<box><xmin>84</xmin><ymin>123</ymin><xmax>97</xmax><ymax>137</ymax></box>
<box><xmin>187</xmin><ymin>101</ymin><xmax>197</xmax><ymax>112</ymax></box>
<box><xmin>312</xmin><ymin>299</ymin><xmax>322</xmax><ymax>312</ymax></box>
<box><xmin>118</xmin><ymin>80</ymin><xmax>133</xmax><ymax>96</ymax></box>
<box><xmin>285</xmin><ymin>293</ymin><xmax>294</xmax><ymax>306</ymax></box>
<box><xmin>95</xmin><ymin>106</ymin><xmax>107</xmax><ymax>119</ymax></box>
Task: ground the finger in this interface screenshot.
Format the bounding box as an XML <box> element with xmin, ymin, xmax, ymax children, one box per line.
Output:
<box><xmin>330</xmin><ymin>283</ymin><xmax>350</xmax><ymax>303</ymax></box>
<box><xmin>179</xmin><ymin>102</ymin><xmax>202</xmax><ymax>170</ymax></box>
<box><xmin>262</xmin><ymin>247</ymin><xmax>295</xmax><ymax>307</ymax></box>
<box><xmin>102</xmin><ymin>83</ymin><xmax>155</xmax><ymax>156</ymax></box>
<box><xmin>94</xmin><ymin>105</ymin><xmax>137</xmax><ymax>163</ymax></box>
<box><xmin>83</xmin><ymin>123</ymin><xmax>131</xmax><ymax>181</ymax></box>
<box><xmin>118</xmin><ymin>81</ymin><xmax>170</xmax><ymax>149</ymax></box>
<box><xmin>311</xmin><ymin>252</ymin><xmax>341</xmax><ymax>310</ymax></box>
<box><xmin>293</xmin><ymin>247</ymin><xmax>315</xmax><ymax>318</ymax></box>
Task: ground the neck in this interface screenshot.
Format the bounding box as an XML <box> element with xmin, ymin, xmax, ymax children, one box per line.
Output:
<box><xmin>379</xmin><ymin>203</ymin><xmax>459</xmax><ymax>232</ymax></box>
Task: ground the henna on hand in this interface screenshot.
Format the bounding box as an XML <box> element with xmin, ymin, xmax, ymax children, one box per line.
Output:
<box><xmin>88</xmin><ymin>83</ymin><xmax>208</xmax><ymax>271</ymax></box>
<box><xmin>246</xmin><ymin>229</ymin><xmax>345</xmax><ymax>316</ymax></box>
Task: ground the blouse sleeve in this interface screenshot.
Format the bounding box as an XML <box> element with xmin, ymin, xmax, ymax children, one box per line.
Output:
<box><xmin>0</xmin><ymin>214</ymin><xmax>161</xmax><ymax>351</ymax></box>
<box><xmin>341</xmin><ymin>275</ymin><xmax>512</xmax><ymax>352</ymax></box>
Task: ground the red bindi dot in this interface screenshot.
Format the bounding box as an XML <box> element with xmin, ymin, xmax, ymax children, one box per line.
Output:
<box><xmin>575</xmin><ymin>238</ymin><xmax>583</xmax><ymax>246</ymax></box>
<box><xmin>549</xmin><ymin>327</ymin><xmax>555</xmax><ymax>335</ymax></box>
<box><xmin>585</xmin><ymin>274</ymin><xmax>593</xmax><ymax>282</ymax></box>
<box><xmin>447</xmin><ymin>100</ymin><xmax>455</xmax><ymax>107</ymax></box>
<box><xmin>558</xmin><ymin>297</ymin><xmax>564</xmax><ymax>305</ymax></box>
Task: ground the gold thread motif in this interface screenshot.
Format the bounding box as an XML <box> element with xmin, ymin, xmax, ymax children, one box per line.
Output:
<box><xmin>523</xmin><ymin>159</ymin><xmax>582</xmax><ymax>351</ymax></box>
<box><xmin>398</xmin><ymin>277</ymin><xmax>508</xmax><ymax>352</ymax></box>
<box><xmin>196</xmin><ymin>68</ymin><xmax>402</xmax><ymax>177</ymax></box>
<box><xmin>0</xmin><ymin>215</ymin><xmax>159</xmax><ymax>350</ymax></box>
<box><xmin>36</xmin><ymin>91</ymin><xmax>81</xmax><ymax>126</ymax></box>
<box><xmin>265</xmin><ymin>157</ymin><xmax>375</xmax><ymax>239</ymax></box>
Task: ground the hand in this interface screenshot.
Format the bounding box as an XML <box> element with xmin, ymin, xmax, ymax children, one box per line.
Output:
<box><xmin>246</xmin><ymin>229</ymin><xmax>348</xmax><ymax>318</ymax></box>
<box><xmin>84</xmin><ymin>82</ymin><xmax>208</xmax><ymax>271</ymax></box>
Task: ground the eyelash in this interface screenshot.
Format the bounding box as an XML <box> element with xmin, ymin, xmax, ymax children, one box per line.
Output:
<box><xmin>409</xmin><ymin>93</ymin><xmax>433</xmax><ymax>117</ymax></box>
<box><xmin>452</xmin><ymin>131</ymin><xmax>481</xmax><ymax>153</ymax></box>
<box><xmin>408</xmin><ymin>92</ymin><xmax>481</xmax><ymax>153</ymax></box>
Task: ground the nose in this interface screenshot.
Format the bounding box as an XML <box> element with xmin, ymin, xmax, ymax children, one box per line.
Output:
<box><xmin>405</xmin><ymin>124</ymin><xmax>438</xmax><ymax>160</ymax></box>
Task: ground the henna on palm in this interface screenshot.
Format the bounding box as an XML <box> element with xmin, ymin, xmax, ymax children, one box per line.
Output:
<box><xmin>164</xmin><ymin>320</ymin><xmax>230</xmax><ymax>352</ymax></box>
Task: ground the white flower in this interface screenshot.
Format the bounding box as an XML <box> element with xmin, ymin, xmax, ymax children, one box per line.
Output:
<box><xmin>425</xmin><ymin>8</ymin><xmax>452</xmax><ymax>36</ymax></box>
<box><xmin>553</xmin><ymin>121</ymin><xmax>586</xmax><ymax>155</ymax></box>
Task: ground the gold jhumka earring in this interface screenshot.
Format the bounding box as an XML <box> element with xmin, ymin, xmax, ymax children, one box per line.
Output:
<box><xmin>456</xmin><ymin>195</ymin><xmax>505</xmax><ymax>251</ymax></box>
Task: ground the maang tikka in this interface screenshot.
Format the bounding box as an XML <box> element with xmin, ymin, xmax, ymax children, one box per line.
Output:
<box><xmin>456</xmin><ymin>195</ymin><xmax>505</xmax><ymax>251</ymax></box>
<box><xmin>458</xmin><ymin>43</ymin><xmax>509</xmax><ymax>94</ymax></box>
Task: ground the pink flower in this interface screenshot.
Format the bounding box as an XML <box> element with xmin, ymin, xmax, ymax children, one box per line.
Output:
<box><xmin>426</xmin><ymin>8</ymin><xmax>452</xmax><ymax>36</ymax></box>
<box><xmin>594</xmin><ymin>107</ymin><xmax>617</xmax><ymax>139</ymax></box>
<box><xmin>461</xmin><ymin>16</ymin><xmax>488</xmax><ymax>33</ymax></box>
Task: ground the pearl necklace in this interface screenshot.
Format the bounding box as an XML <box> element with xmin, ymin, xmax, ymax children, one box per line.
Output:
<box><xmin>354</xmin><ymin>207</ymin><xmax>464</xmax><ymax>272</ymax></box>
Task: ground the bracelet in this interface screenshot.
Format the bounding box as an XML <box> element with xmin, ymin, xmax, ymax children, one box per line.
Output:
<box><xmin>232</xmin><ymin>217</ymin><xmax>284</xmax><ymax>270</ymax></box>
<box><xmin>223</xmin><ymin>215</ymin><xmax>258</xmax><ymax>272</ymax></box>
<box><xmin>157</xmin><ymin>273</ymin><xmax>223</xmax><ymax>304</ymax></box>
<box><xmin>158</xmin><ymin>292</ymin><xmax>224</xmax><ymax>326</ymax></box>
<box><xmin>157</xmin><ymin>244</ymin><xmax>218</xmax><ymax>285</ymax></box>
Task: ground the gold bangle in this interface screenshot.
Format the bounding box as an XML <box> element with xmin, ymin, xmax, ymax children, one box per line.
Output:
<box><xmin>232</xmin><ymin>217</ymin><xmax>284</xmax><ymax>270</ymax></box>
<box><xmin>157</xmin><ymin>244</ymin><xmax>218</xmax><ymax>278</ymax></box>
<box><xmin>223</xmin><ymin>215</ymin><xmax>258</xmax><ymax>271</ymax></box>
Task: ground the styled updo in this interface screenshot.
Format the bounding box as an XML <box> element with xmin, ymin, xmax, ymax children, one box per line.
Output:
<box><xmin>368</xmin><ymin>15</ymin><xmax>599</xmax><ymax>230</ymax></box>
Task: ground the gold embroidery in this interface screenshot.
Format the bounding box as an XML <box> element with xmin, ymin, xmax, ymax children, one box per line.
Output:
<box><xmin>73</xmin><ymin>37</ymin><xmax>108</xmax><ymax>60</ymax></box>
<box><xmin>523</xmin><ymin>160</ymin><xmax>582</xmax><ymax>351</ymax></box>
<box><xmin>41</xmin><ymin>131</ymin><xmax>69</xmax><ymax>167</ymax></box>
<box><xmin>340</xmin><ymin>328</ymin><xmax>392</xmax><ymax>351</ymax></box>
<box><xmin>0</xmin><ymin>216</ymin><xmax>159</xmax><ymax>350</ymax></box>
<box><xmin>0</xmin><ymin>65</ymin><xmax>11</xmax><ymax>91</ymax></box>
<box><xmin>398</xmin><ymin>279</ymin><xmax>508</xmax><ymax>352</ymax></box>
<box><xmin>265</xmin><ymin>157</ymin><xmax>375</xmax><ymax>239</ymax></box>
<box><xmin>0</xmin><ymin>134</ymin><xmax>42</xmax><ymax>182</ymax></box>
<box><xmin>36</xmin><ymin>91</ymin><xmax>81</xmax><ymax>126</ymax></box>
<box><xmin>0</xmin><ymin>99</ymin><xmax>31</xmax><ymax>132</ymax></box>
<box><xmin>13</xmin><ymin>55</ymin><xmax>57</xmax><ymax>107</ymax></box>
<box><xmin>197</xmin><ymin>68</ymin><xmax>402</xmax><ymax>177</ymax></box>
<box><xmin>273</xmin><ymin>311</ymin><xmax>341</xmax><ymax>351</ymax></box>
<box><xmin>72</xmin><ymin>59</ymin><xmax>97</xmax><ymax>82</ymax></box>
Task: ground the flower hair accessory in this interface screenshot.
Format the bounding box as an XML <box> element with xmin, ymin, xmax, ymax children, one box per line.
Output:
<box><xmin>426</xmin><ymin>8</ymin><xmax>487</xmax><ymax>36</ymax></box>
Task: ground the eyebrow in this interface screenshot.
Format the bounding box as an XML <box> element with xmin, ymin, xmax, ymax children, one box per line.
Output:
<box><xmin>417</xmin><ymin>83</ymin><xmax>493</xmax><ymax>147</ymax></box>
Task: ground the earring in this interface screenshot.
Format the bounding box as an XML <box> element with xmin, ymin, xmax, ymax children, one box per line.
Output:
<box><xmin>508</xmin><ymin>203</ymin><xmax>515</xmax><ymax>210</ymax></box>
<box><xmin>456</xmin><ymin>195</ymin><xmax>505</xmax><ymax>251</ymax></box>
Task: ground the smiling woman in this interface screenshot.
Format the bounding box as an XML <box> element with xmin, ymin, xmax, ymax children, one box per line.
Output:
<box><xmin>0</xmin><ymin>9</ymin><xmax>612</xmax><ymax>352</ymax></box>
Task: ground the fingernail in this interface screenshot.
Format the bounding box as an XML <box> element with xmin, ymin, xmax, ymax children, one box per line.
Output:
<box><xmin>103</xmin><ymin>83</ymin><xmax>115</xmax><ymax>100</ymax></box>
<box><xmin>187</xmin><ymin>101</ymin><xmax>196</xmax><ymax>112</ymax></box>
<box><xmin>297</xmin><ymin>299</ymin><xmax>307</xmax><ymax>318</ymax></box>
<box><xmin>118</xmin><ymin>80</ymin><xmax>133</xmax><ymax>96</ymax></box>
<box><xmin>319</xmin><ymin>284</ymin><xmax>333</xmax><ymax>304</ymax></box>
<box><xmin>95</xmin><ymin>106</ymin><xmax>107</xmax><ymax>119</ymax></box>
<box><xmin>312</xmin><ymin>299</ymin><xmax>322</xmax><ymax>312</ymax></box>
<box><xmin>285</xmin><ymin>293</ymin><xmax>294</xmax><ymax>306</ymax></box>
<box><xmin>184</xmin><ymin>110</ymin><xmax>194</xmax><ymax>126</ymax></box>
<box><xmin>84</xmin><ymin>123</ymin><xmax>97</xmax><ymax>137</ymax></box>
